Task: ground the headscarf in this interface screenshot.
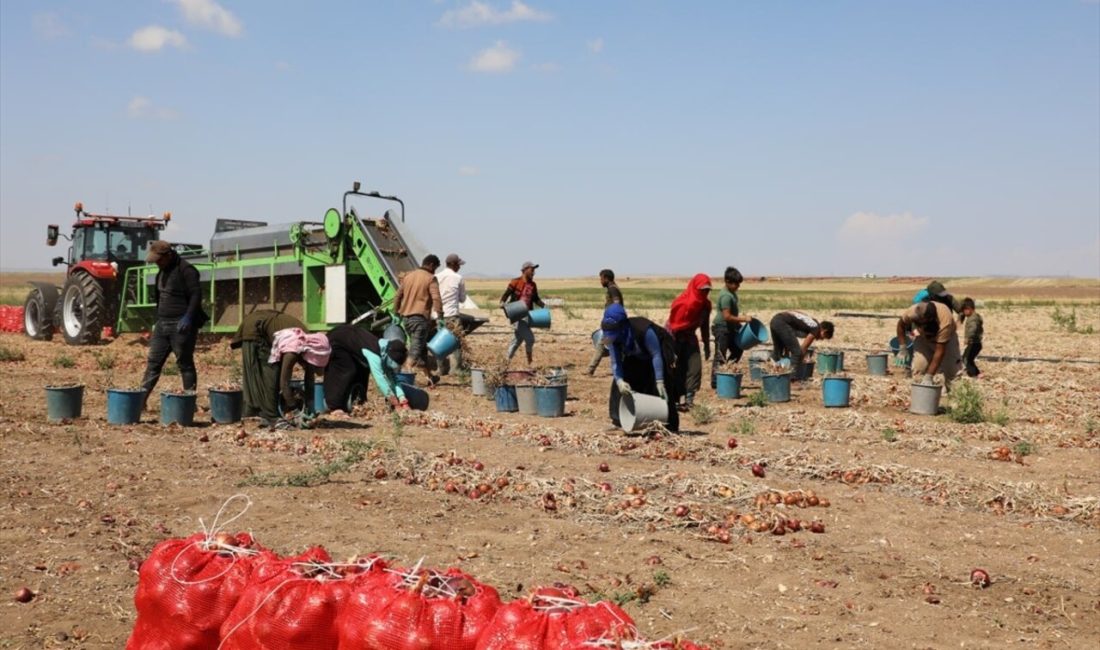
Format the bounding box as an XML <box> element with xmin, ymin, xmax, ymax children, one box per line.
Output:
<box><xmin>666</xmin><ymin>273</ymin><xmax>712</xmax><ymax>334</ymax></box>
<box><xmin>600</xmin><ymin>303</ymin><xmax>634</xmax><ymax>351</ymax></box>
<box><xmin>378</xmin><ymin>338</ymin><xmax>408</xmax><ymax>370</ymax></box>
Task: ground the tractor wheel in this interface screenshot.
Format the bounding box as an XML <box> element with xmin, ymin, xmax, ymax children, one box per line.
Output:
<box><xmin>23</xmin><ymin>289</ymin><xmax>54</xmax><ymax>341</ymax></box>
<box><xmin>58</xmin><ymin>273</ymin><xmax>106</xmax><ymax>345</ymax></box>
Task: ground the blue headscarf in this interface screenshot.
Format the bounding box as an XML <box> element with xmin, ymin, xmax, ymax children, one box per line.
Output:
<box><xmin>600</xmin><ymin>304</ymin><xmax>634</xmax><ymax>351</ymax></box>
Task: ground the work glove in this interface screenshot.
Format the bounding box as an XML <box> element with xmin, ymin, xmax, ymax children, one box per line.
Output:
<box><xmin>656</xmin><ymin>380</ymin><xmax>667</xmax><ymax>400</ymax></box>
<box><xmin>616</xmin><ymin>378</ymin><xmax>632</xmax><ymax>395</ymax></box>
<box><xmin>177</xmin><ymin>313</ymin><xmax>193</xmax><ymax>334</ymax></box>
<box><xmin>703</xmin><ymin>342</ymin><xmax>711</xmax><ymax>361</ymax></box>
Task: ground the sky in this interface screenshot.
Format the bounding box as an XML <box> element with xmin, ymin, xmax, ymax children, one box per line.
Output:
<box><xmin>1</xmin><ymin>0</ymin><xmax>1098</xmax><ymax>278</ymax></box>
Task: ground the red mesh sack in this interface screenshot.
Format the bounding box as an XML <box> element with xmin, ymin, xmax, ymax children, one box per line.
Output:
<box><xmin>126</xmin><ymin>532</ymin><xmax>274</xmax><ymax>650</ymax></box>
<box><xmin>476</xmin><ymin>585</ymin><xmax>635</xmax><ymax>650</ymax></box>
<box><xmin>336</xmin><ymin>566</ymin><xmax>501</xmax><ymax>650</ymax></box>
<box><xmin>219</xmin><ymin>548</ymin><xmax>385</xmax><ymax>650</ymax></box>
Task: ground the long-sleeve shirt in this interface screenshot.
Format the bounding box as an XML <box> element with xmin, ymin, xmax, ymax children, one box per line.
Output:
<box><xmin>436</xmin><ymin>268</ymin><xmax>466</xmax><ymax>318</ymax></box>
<box><xmin>230</xmin><ymin>311</ymin><xmax>305</xmax><ymax>349</ymax></box>
<box><xmin>963</xmin><ymin>313</ymin><xmax>984</xmax><ymax>344</ymax></box>
<box><xmin>394</xmin><ymin>268</ymin><xmax>443</xmax><ymax>319</ymax></box>
<box><xmin>361</xmin><ymin>348</ymin><xmax>406</xmax><ymax>400</ymax></box>
<box><xmin>609</xmin><ymin>328</ymin><xmax>666</xmax><ymax>382</ymax></box>
<box><xmin>500</xmin><ymin>277</ymin><xmax>544</xmax><ymax>309</ymax></box>
<box><xmin>154</xmin><ymin>257</ymin><xmax>202</xmax><ymax>320</ymax></box>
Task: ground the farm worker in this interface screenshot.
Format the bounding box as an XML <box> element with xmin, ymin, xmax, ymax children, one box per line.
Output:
<box><xmin>896</xmin><ymin>300</ymin><xmax>961</xmax><ymax>388</ymax></box>
<box><xmin>139</xmin><ymin>240</ymin><xmax>208</xmax><ymax>408</ymax></box>
<box><xmin>324</xmin><ymin>324</ymin><xmax>410</xmax><ymax>412</ymax></box>
<box><xmin>435</xmin><ymin>253</ymin><xmax>468</xmax><ymax>376</ymax></box>
<box><xmin>586</xmin><ymin>269</ymin><xmax>624</xmax><ymax>376</ymax></box>
<box><xmin>601</xmin><ymin>304</ymin><xmax>680</xmax><ymax>432</ymax></box>
<box><xmin>500</xmin><ymin>261</ymin><xmax>546</xmax><ymax>366</ymax></box>
<box><xmin>267</xmin><ymin>327</ymin><xmax>331</xmax><ymax>425</ymax></box>
<box><xmin>710</xmin><ymin>266</ymin><xmax>755</xmax><ymax>389</ymax></box>
<box><xmin>230</xmin><ymin>310</ymin><xmax>305</xmax><ymax>426</ymax></box>
<box><xmin>393</xmin><ymin>254</ymin><xmax>443</xmax><ymax>387</ymax></box>
<box><xmin>768</xmin><ymin>311</ymin><xmax>834</xmax><ymax>377</ymax></box>
<box><xmin>665</xmin><ymin>274</ymin><xmax>712</xmax><ymax>411</ymax></box>
<box><xmin>960</xmin><ymin>297</ymin><xmax>984</xmax><ymax>378</ymax></box>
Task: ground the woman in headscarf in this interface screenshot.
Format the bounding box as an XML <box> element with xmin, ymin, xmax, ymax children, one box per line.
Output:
<box><xmin>324</xmin><ymin>324</ymin><xmax>411</xmax><ymax>412</ymax></box>
<box><xmin>665</xmin><ymin>273</ymin><xmax>712</xmax><ymax>410</ymax></box>
<box><xmin>601</xmin><ymin>304</ymin><xmax>680</xmax><ymax>432</ymax></box>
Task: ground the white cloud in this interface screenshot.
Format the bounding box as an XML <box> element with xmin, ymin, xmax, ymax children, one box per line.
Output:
<box><xmin>128</xmin><ymin>26</ymin><xmax>187</xmax><ymax>52</ymax></box>
<box><xmin>532</xmin><ymin>62</ymin><xmax>560</xmax><ymax>73</ymax></box>
<box><xmin>458</xmin><ymin>165</ymin><xmax>480</xmax><ymax>176</ymax></box>
<box><xmin>439</xmin><ymin>1</ymin><xmax>550</xmax><ymax>28</ymax></box>
<box><xmin>587</xmin><ymin>37</ymin><xmax>604</xmax><ymax>54</ymax></box>
<box><xmin>175</xmin><ymin>0</ymin><xmax>243</xmax><ymax>36</ymax></box>
<box><xmin>127</xmin><ymin>96</ymin><xmax>179</xmax><ymax>120</ymax></box>
<box><xmin>33</xmin><ymin>12</ymin><xmax>69</xmax><ymax>39</ymax></box>
<box><xmin>837</xmin><ymin>211</ymin><xmax>929</xmax><ymax>244</ymax></box>
<box><xmin>468</xmin><ymin>41</ymin><xmax>520</xmax><ymax>73</ymax></box>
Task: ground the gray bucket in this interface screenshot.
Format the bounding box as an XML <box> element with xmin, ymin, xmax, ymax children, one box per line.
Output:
<box><xmin>619</xmin><ymin>392</ymin><xmax>669</xmax><ymax>433</ymax></box>
<box><xmin>514</xmin><ymin>384</ymin><xmax>538</xmax><ymax>415</ymax></box>
<box><xmin>503</xmin><ymin>301</ymin><xmax>529</xmax><ymax>323</ymax></box>
<box><xmin>909</xmin><ymin>382</ymin><xmax>943</xmax><ymax>415</ymax></box>
<box><xmin>470</xmin><ymin>368</ymin><xmax>487</xmax><ymax>396</ymax></box>
<box><xmin>866</xmin><ymin>353</ymin><xmax>889</xmax><ymax>376</ymax></box>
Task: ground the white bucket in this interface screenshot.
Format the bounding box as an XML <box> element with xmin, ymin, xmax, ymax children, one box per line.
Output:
<box><xmin>619</xmin><ymin>392</ymin><xmax>669</xmax><ymax>433</ymax></box>
<box><xmin>909</xmin><ymin>382</ymin><xmax>943</xmax><ymax>415</ymax></box>
<box><xmin>514</xmin><ymin>385</ymin><xmax>538</xmax><ymax>415</ymax></box>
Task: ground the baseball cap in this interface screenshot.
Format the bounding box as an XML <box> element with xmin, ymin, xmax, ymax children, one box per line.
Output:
<box><xmin>146</xmin><ymin>240</ymin><xmax>172</xmax><ymax>263</ymax></box>
<box><xmin>926</xmin><ymin>280</ymin><xmax>948</xmax><ymax>297</ymax></box>
<box><xmin>445</xmin><ymin>253</ymin><xmax>465</xmax><ymax>266</ymax></box>
<box><xmin>521</xmin><ymin>261</ymin><xmax>539</xmax><ymax>270</ymax></box>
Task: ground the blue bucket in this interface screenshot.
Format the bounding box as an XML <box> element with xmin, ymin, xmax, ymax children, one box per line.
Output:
<box><xmin>494</xmin><ymin>385</ymin><xmax>518</xmax><ymax>412</ymax></box>
<box><xmin>889</xmin><ymin>336</ymin><xmax>914</xmax><ymax>354</ymax></box>
<box><xmin>715</xmin><ymin>372</ymin><xmax>742</xmax><ymax>399</ymax></box>
<box><xmin>400</xmin><ymin>383</ymin><xmax>430</xmax><ymax>411</ymax></box>
<box><xmin>286</xmin><ymin>380</ymin><xmax>327</xmax><ymax>414</ymax></box>
<box><xmin>528</xmin><ymin>308</ymin><xmax>552</xmax><ymax>329</ymax></box>
<box><xmin>160</xmin><ymin>391</ymin><xmax>197</xmax><ymax>426</ymax></box>
<box><xmin>45</xmin><ymin>384</ymin><xmax>84</xmax><ymax>423</ymax></box>
<box><xmin>503</xmin><ymin>301</ymin><xmax>529</xmax><ymax>323</ymax></box>
<box><xmin>209</xmin><ymin>388</ymin><xmax>243</xmax><ymax>423</ymax></box>
<box><xmin>816</xmin><ymin>351</ymin><xmax>841</xmax><ymax>374</ymax></box>
<box><xmin>761</xmin><ymin>374</ymin><xmax>791</xmax><ymax>403</ymax></box>
<box><xmin>427</xmin><ymin>328</ymin><xmax>459</xmax><ymax>358</ymax></box>
<box><xmin>395</xmin><ymin>371</ymin><xmax>416</xmax><ymax>386</ymax></box>
<box><xmin>534</xmin><ymin>384</ymin><xmax>567</xmax><ymax>417</ymax></box>
<box><xmin>107</xmin><ymin>388</ymin><xmax>145</xmax><ymax>425</ymax></box>
<box><xmin>866</xmin><ymin>353</ymin><xmax>889</xmax><ymax>376</ymax></box>
<box><xmin>822</xmin><ymin>376</ymin><xmax>852</xmax><ymax>407</ymax></box>
<box><xmin>736</xmin><ymin>319</ymin><xmax>769</xmax><ymax>351</ymax></box>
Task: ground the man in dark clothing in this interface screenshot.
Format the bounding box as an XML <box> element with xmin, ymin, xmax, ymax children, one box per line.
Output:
<box><xmin>769</xmin><ymin>311</ymin><xmax>834</xmax><ymax>378</ymax></box>
<box><xmin>586</xmin><ymin>269</ymin><xmax>624</xmax><ymax>375</ymax></box>
<box><xmin>140</xmin><ymin>240</ymin><xmax>207</xmax><ymax>406</ymax></box>
<box><xmin>230</xmin><ymin>310</ymin><xmax>306</xmax><ymax>424</ymax></box>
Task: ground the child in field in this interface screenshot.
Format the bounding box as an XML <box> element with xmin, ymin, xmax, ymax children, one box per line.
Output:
<box><xmin>960</xmin><ymin>297</ymin><xmax>984</xmax><ymax>378</ymax></box>
<box><xmin>710</xmin><ymin>266</ymin><xmax>755</xmax><ymax>389</ymax></box>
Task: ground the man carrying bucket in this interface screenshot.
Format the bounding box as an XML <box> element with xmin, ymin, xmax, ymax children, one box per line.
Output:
<box><xmin>601</xmin><ymin>304</ymin><xmax>680</xmax><ymax>432</ymax></box>
<box><xmin>435</xmin><ymin>253</ymin><xmax>468</xmax><ymax>376</ymax></box>
<box><xmin>499</xmin><ymin>261</ymin><xmax>545</xmax><ymax>366</ymax></box>
<box><xmin>896</xmin><ymin>300</ymin><xmax>961</xmax><ymax>389</ymax></box>
<box><xmin>710</xmin><ymin>266</ymin><xmax>755</xmax><ymax>389</ymax></box>
<box><xmin>586</xmin><ymin>269</ymin><xmax>624</xmax><ymax>375</ymax></box>
<box><xmin>394</xmin><ymin>254</ymin><xmax>443</xmax><ymax>387</ymax></box>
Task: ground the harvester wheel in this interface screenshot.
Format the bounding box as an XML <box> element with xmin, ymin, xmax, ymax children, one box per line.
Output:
<box><xmin>23</xmin><ymin>290</ymin><xmax>53</xmax><ymax>341</ymax></box>
<box><xmin>59</xmin><ymin>273</ymin><xmax>105</xmax><ymax>345</ymax></box>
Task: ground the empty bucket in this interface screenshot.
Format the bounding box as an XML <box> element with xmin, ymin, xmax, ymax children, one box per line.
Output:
<box><xmin>909</xmin><ymin>382</ymin><xmax>943</xmax><ymax>415</ymax></box>
<box><xmin>45</xmin><ymin>384</ymin><xmax>84</xmax><ymax>423</ymax></box>
<box><xmin>427</xmin><ymin>328</ymin><xmax>459</xmax><ymax>358</ymax></box>
<box><xmin>395</xmin><ymin>371</ymin><xmax>416</xmax><ymax>385</ymax></box>
<box><xmin>400</xmin><ymin>383</ymin><xmax>430</xmax><ymax>411</ymax></box>
<box><xmin>515</xmin><ymin>384</ymin><xmax>539</xmax><ymax>415</ymax></box>
<box><xmin>494</xmin><ymin>385</ymin><xmax>518</xmax><ymax>412</ymax></box>
<box><xmin>736</xmin><ymin>319</ymin><xmax>769</xmax><ymax>351</ymax></box>
<box><xmin>535</xmin><ymin>384</ymin><xmax>567</xmax><ymax>417</ymax></box>
<box><xmin>209</xmin><ymin>388</ymin><xmax>243</xmax><ymax>423</ymax></box>
<box><xmin>816</xmin><ymin>351</ymin><xmax>841</xmax><ymax>374</ymax></box>
<box><xmin>528</xmin><ymin>308</ymin><xmax>552</xmax><ymax>329</ymax></box>
<box><xmin>822</xmin><ymin>376</ymin><xmax>852</xmax><ymax>407</ymax></box>
<box><xmin>107</xmin><ymin>388</ymin><xmax>145</xmax><ymax>425</ymax></box>
<box><xmin>761</xmin><ymin>374</ymin><xmax>791</xmax><ymax>403</ymax></box>
<box><xmin>715</xmin><ymin>372</ymin><xmax>742</xmax><ymax>399</ymax></box>
<box><xmin>866</xmin><ymin>353</ymin><xmax>889</xmax><ymax>376</ymax></box>
<box><xmin>470</xmin><ymin>368</ymin><xmax>487</xmax><ymax>396</ymax></box>
<box><xmin>160</xmin><ymin>391</ymin><xmax>197</xmax><ymax>426</ymax></box>
<box><xmin>503</xmin><ymin>301</ymin><xmax>529</xmax><ymax>323</ymax></box>
<box><xmin>619</xmin><ymin>392</ymin><xmax>669</xmax><ymax>433</ymax></box>
<box><xmin>382</xmin><ymin>323</ymin><xmax>406</xmax><ymax>342</ymax></box>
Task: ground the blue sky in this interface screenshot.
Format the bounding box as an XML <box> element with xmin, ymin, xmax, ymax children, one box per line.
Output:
<box><xmin>2</xmin><ymin>0</ymin><xmax>1098</xmax><ymax>277</ymax></box>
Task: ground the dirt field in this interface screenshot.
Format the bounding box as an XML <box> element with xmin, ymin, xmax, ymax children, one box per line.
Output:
<box><xmin>1</xmin><ymin>277</ymin><xmax>1098</xmax><ymax>649</ymax></box>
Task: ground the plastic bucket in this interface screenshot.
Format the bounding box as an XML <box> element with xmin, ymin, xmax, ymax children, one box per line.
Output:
<box><xmin>470</xmin><ymin>368</ymin><xmax>487</xmax><ymax>396</ymax></box>
<box><xmin>619</xmin><ymin>392</ymin><xmax>669</xmax><ymax>433</ymax></box>
<box><xmin>715</xmin><ymin>372</ymin><xmax>742</xmax><ymax>399</ymax></box>
<box><xmin>822</xmin><ymin>376</ymin><xmax>852</xmax><ymax>408</ymax></box>
<box><xmin>395</xmin><ymin>371</ymin><xmax>416</xmax><ymax>386</ymax></box>
<box><xmin>591</xmin><ymin>330</ymin><xmax>604</xmax><ymax>351</ymax></box>
<box><xmin>736</xmin><ymin>319</ymin><xmax>769</xmax><ymax>351</ymax></box>
<box><xmin>866</xmin><ymin>353</ymin><xmax>889</xmax><ymax>376</ymax></box>
<box><xmin>208</xmin><ymin>388</ymin><xmax>243</xmax><ymax>423</ymax></box>
<box><xmin>528</xmin><ymin>308</ymin><xmax>552</xmax><ymax>329</ymax></box>
<box><xmin>45</xmin><ymin>385</ymin><xmax>84</xmax><ymax>422</ymax></box>
<box><xmin>494</xmin><ymin>385</ymin><xmax>518</xmax><ymax>412</ymax></box>
<box><xmin>160</xmin><ymin>391</ymin><xmax>198</xmax><ymax>426</ymax></box>
<box><xmin>761</xmin><ymin>374</ymin><xmax>791</xmax><ymax>403</ymax></box>
<box><xmin>816</xmin><ymin>351</ymin><xmax>841</xmax><ymax>374</ymax></box>
<box><xmin>515</xmin><ymin>384</ymin><xmax>539</xmax><ymax>415</ymax></box>
<box><xmin>427</xmin><ymin>328</ymin><xmax>459</xmax><ymax>358</ymax></box>
<box><xmin>382</xmin><ymin>323</ymin><xmax>405</xmax><ymax>342</ymax></box>
<box><xmin>889</xmin><ymin>336</ymin><xmax>914</xmax><ymax>354</ymax></box>
<box><xmin>749</xmin><ymin>360</ymin><xmax>764</xmax><ymax>382</ymax></box>
<box><xmin>287</xmin><ymin>380</ymin><xmax>327</xmax><ymax>414</ymax></box>
<box><xmin>503</xmin><ymin>301</ymin><xmax>529</xmax><ymax>323</ymax></box>
<box><xmin>106</xmin><ymin>388</ymin><xmax>145</xmax><ymax>425</ymax></box>
<box><xmin>910</xmin><ymin>383</ymin><xmax>943</xmax><ymax>415</ymax></box>
<box><xmin>793</xmin><ymin>361</ymin><xmax>814</xmax><ymax>381</ymax></box>
<box><xmin>837</xmin><ymin>351</ymin><xmax>845</xmax><ymax>371</ymax></box>
<box><xmin>535</xmin><ymin>384</ymin><xmax>567</xmax><ymax>418</ymax></box>
<box><xmin>400</xmin><ymin>383</ymin><xmax>430</xmax><ymax>411</ymax></box>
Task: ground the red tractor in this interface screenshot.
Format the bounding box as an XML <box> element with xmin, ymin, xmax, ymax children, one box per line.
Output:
<box><xmin>24</xmin><ymin>202</ymin><xmax>170</xmax><ymax>345</ymax></box>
